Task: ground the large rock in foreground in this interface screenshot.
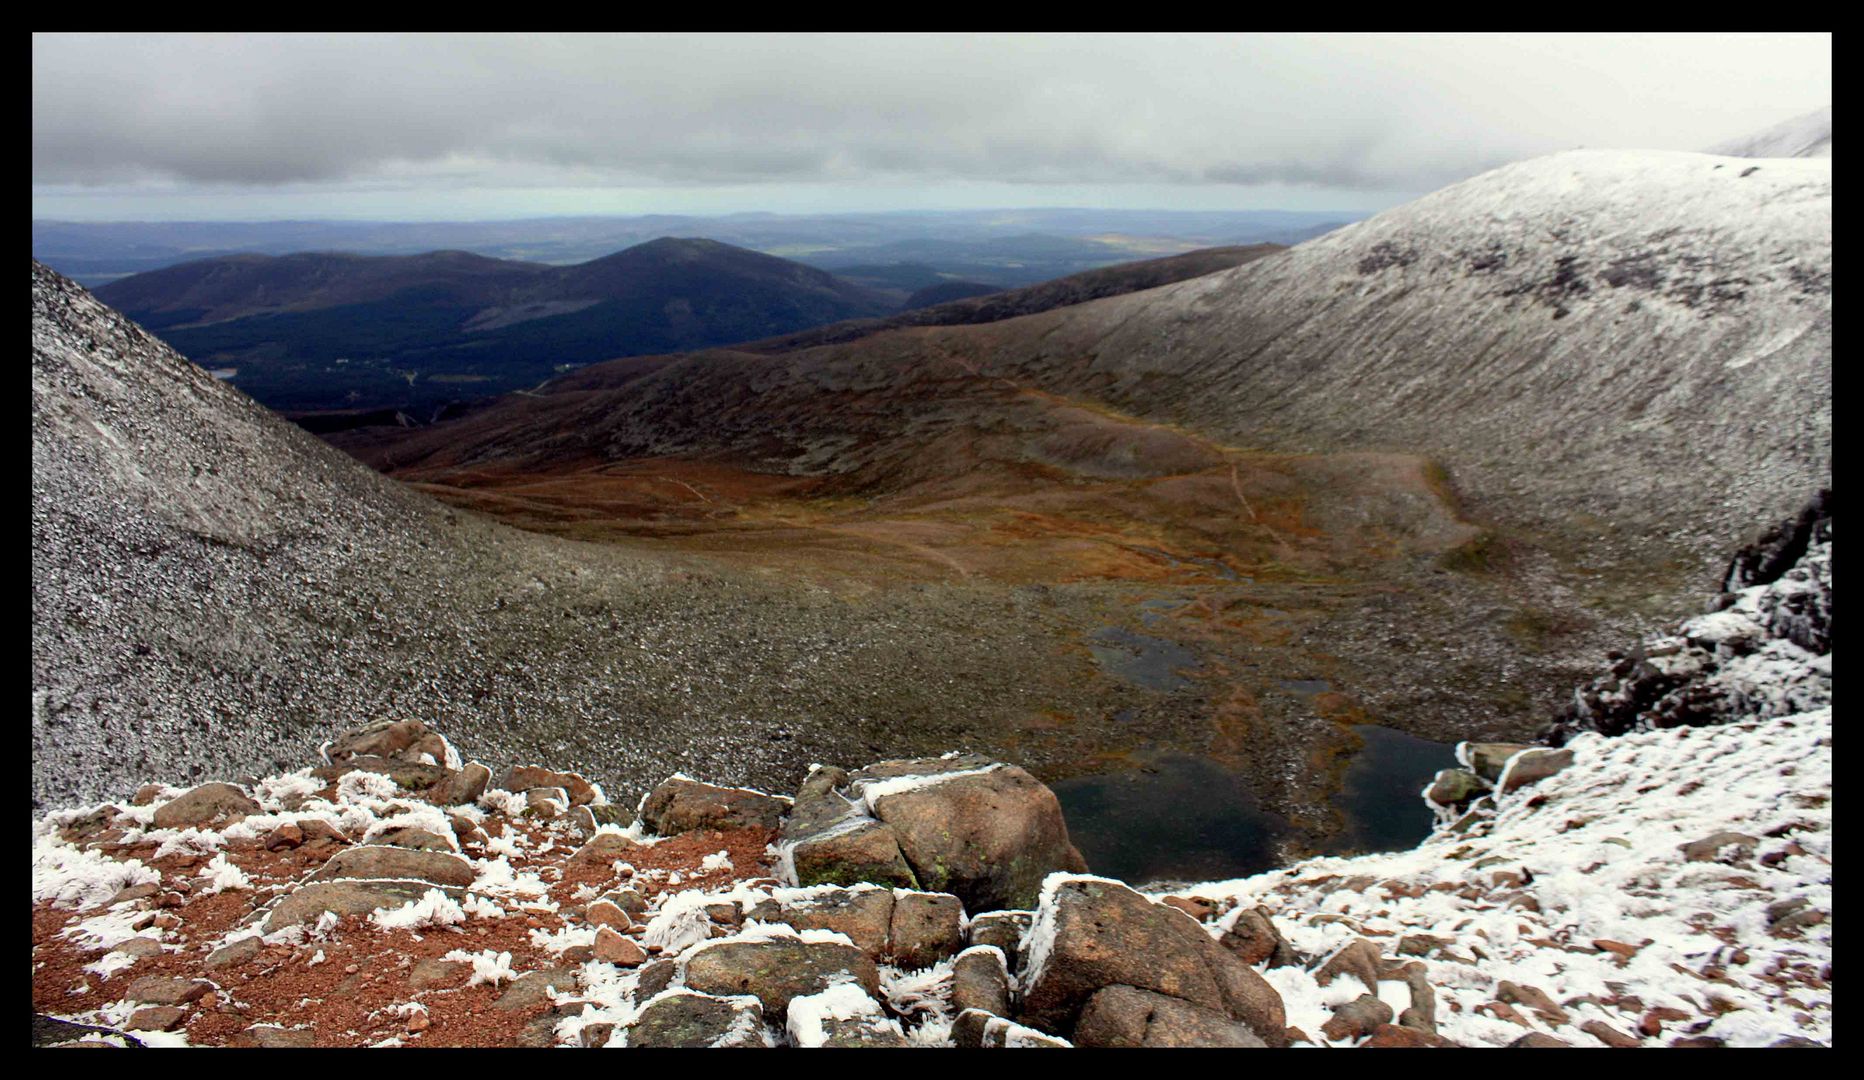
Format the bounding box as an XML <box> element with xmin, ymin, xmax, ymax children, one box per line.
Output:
<box><xmin>151</xmin><ymin>782</ymin><xmax>260</xmax><ymax>829</ymax></box>
<box><xmin>639</xmin><ymin>776</ymin><xmax>789</xmax><ymax>834</ymax></box>
<box><xmin>1074</xmin><ymin>984</ymin><xmax>1269</xmax><ymax>1047</ymax></box>
<box><xmin>623</xmin><ymin>991</ymin><xmax>769</xmax><ymax>1048</ymax></box>
<box><xmin>781</xmin><ymin>755</ymin><xmax>1086</xmax><ymax>912</ymax></box>
<box><xmin>681</xmin><ymin>937</ymin><xmax>880</xmax><ymax>1020</ymax></box>
<box><xmin>1019</xmin><ymin>876</ymin><xmax>1285</xmax><ymax>1045</ymax></box>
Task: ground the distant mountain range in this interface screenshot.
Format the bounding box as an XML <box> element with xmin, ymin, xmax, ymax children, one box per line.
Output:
<box><xmin>94</xmin><ymin>238</ymin><xmax>898</xmax><ymax>414</ymax></box>
<box><xmin>32</xmin><ymin>208</ymin><xmax>1360</xmax><ymax>288</ymax></box>
<box><xmin>87</xmin><ymin>236</ymin><xmax>1298</xmax><ymax>419</ymax></box>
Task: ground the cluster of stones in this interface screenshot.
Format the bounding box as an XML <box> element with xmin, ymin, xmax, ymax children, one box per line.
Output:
<box><xmin>598</xmin><ymin>759</ymin><xmax>1295</xmax><ymax>1047</ymax></box>
<box><xmin>44</xmin><ymin>719</ymin><xmax>1340</xmax><ymax>1048</ymax></box>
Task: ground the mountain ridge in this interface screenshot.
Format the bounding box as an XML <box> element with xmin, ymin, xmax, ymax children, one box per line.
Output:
<box><xmin>90</xmin><ymin>238</ymin><xmax>899</xmax><ymax>413</ymax></box>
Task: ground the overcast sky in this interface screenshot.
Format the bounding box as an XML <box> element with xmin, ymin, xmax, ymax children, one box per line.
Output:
<box><xmin>32</xmin><ymin>32</ymin><xmax>1832</xmax><ymax>221</ymax></box>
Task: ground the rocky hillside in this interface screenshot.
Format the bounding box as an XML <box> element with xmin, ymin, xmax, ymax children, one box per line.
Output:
<box><xmin>733</xmin><ymin>243</ymin><xmax>1284</xmax><ymax>353</ymax></box>
<box><xmin>32</xmin><ymin>260</ymin><xmax>1146</xmax><ymax>812</ymax></box>
<box><xmin>342</xmin><ymin>149</ymin><xmax>1830</xmax><ymax>772</ymax></box>
<box><xmin>33</xmin><ymin>542</ymin><xmax>1832</xmax><ymax>1050</ymax></box>
<box><xmin>977</xmin><ymin>151</ymin><xmax>1831</xmax><ymax>594</ymax></box>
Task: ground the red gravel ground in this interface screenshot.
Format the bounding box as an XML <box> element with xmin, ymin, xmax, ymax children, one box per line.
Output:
<box><xmin>33</xmin><ymin>811</ymin><xmax>778</xmax><ymax>1047</ymax></box>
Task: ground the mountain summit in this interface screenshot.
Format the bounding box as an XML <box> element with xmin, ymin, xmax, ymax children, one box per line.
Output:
<box><xmin>91</xmin><ymin>238</ymin><xmax>896</xmax><ymax>414</ymax></box>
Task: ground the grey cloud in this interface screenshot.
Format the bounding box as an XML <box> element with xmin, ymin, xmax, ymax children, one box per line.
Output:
<box><xmin>32</xmin><ymin>33</ymin><xmax>1832</xmax><ymax>195</ymax></box>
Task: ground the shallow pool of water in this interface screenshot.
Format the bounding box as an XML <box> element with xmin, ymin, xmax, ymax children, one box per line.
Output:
<box><xmin>1051</xmin><ymin>752</ymin><xmax>1289</xmax><ymax>886</ymax></box>
<box><xmin>1326</xmin><ymin>724</ymin><xmax>1454</xmax><ymax>855</ymax></box>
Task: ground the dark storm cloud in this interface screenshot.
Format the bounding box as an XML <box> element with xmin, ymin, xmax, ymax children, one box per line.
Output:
<box><xmin>33</xmin><ymin>33</ymin><xmax>1831</xmax><ymax>195</ymax></box>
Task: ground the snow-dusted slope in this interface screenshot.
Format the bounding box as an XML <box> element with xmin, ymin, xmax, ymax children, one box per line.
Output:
<box><xmin>991</xmin><ymin>149</ymin><xmax>1829</xmax><ymax>592</ymax></box>
<box><xmin>1177</xmin><ymin>706</ymin><xmax>1832</xmax><ymax>1047</ymax></box>
<box><xmin>1707</xmin><ymin>106</ymin><xmax>1832</xmax><ymax>159</ymax></box>
<box><xmin>31</xmin><ymin>262</ymin><xmax>1125</xmax><ymax>812</ymax></box>
<box><xmin>1166</xmin><ymin>516</ymin><xmax>1833</xmax><ymax>1048</ymax></box>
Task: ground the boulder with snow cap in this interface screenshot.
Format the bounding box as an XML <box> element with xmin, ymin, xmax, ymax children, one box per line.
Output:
<box><xmin>569</xmin><ymin>831</ymin><xmax>644</xmax><ymax>867</ymax></box>
<box><xmin>639</xmin><ymin>775</ymin><xmax>789</xmax><ymax>834</ymax></box>
<box><xmin>495</xmin><ymin>764</ymin><xmax>599</xmax><ymax>806</ymax></box>
<box><xmin>1424</xmin><ymin>768</ymin><xmax>1489</xmax><ymax>810</ymax></box>
<box><xmin>966</xmin><ymin>910</ymin><xmax>1032</xmax><ymax>967</ymax></box>
<box><xmin>523</xmin><ymin>786</ymin><xmax>569</xmax><ymax>818</ymax></box>
<box><xmin>886</xmin><ymin>890</ymin><xmax>965</xmax><ymax>968</ymax></box>
<box><xmin>743</xmin><ymin>885</ymin><xmax>895</xmax><ymax>958</ymax></box>
<box><xmin>1497</xmin><ymin>747</ymin><xmax>1576</xmax><ymax>793</ymax></box>
<box><xmin>624</xmin><ymin>991</ymin><xmax>769</xmax><ymax>1048</ymax></box>
<box><xmin>681</xmin><ymin>936</ymin><xmax>880</xmax><ymax>1019</ymax></box>
<box><xmin>428</xmin><ymin>762</ymin><xmax>490</xmax><ymax>806</ymax></box>
<box><xmin>303</xmin><ymin>845</ymin><xmax>475</xmax><ymax>888</ymax></box>
<box><xmin>1460</xmin><ymin>742</ymin><xmax>1538</xmax><ymax>783</ymax></box>
<box><xmin>852</xmin><ymin>754</ymin><xmax>1087</xmax><ymax>912</ymax></box>
<box><xmin>951</xmin><ymin>946</ymin><xmax>1011</xmax><ymax>1017</ymax></box>
<box><xmin>151</xmin><ymin>782</ymin><xmax>260</xmax><ymax>829</ymax></box>
<box><xmin>1219</xmin><ymin>906</ymin><xmax>1301</xmax><ymax>968</ymax></box>
<box><xmin>1075</xmin><ymin>984</ymin><xmax>1268</xmax><ymax>1048</ymax></box>
<box><xmin>786</xmin><ymin>984</ymin><xmax>910</xmax><ymax>1047</ymax></box>
<box><xmin>951</xmin><ymin>1008</ymin><xmax>1073</xmax><ymax>1048</ymax></box>
<box><xmin>588</xmin><ymin>803</ymin><xmax>632</xmax><ymax>827</ymax></box>
<box><xmin>313</xmin><ymin>754</ymin><xmax>453</xmax><ymax>792</ymax></box>
<box><xmin>787</xmin><ymin>817</ymin><xmax>920</xmax><ymax>891</ymax></box>
<box><xmin>262</xmin><ymin>878</ymin><xmax>460</xmax><ymax>933</ymax></box>
<box><xmin>1018</xmin><ymin>876</ymin><xmax>1285</xmax><ymax>1044</ymax></box>
<box><xmin>326</xmin><ymin>719</ymin><xmax>430</xmax><ymax>763</ymax></box>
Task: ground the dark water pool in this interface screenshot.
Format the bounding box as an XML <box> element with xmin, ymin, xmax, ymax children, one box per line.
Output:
<box><xmin>1050</xmin><ymin>752</ymin><xmax>1288</xmax><ymax>885</ymax></box>
<box><xmin>1052</xmin><ymin>725</ymin><xmax>1454</xmax><ymax>885</ymax></box>
<box><xmin>1325</xmin><ymin>724</ymin><xmax>1454</xmax><ymax>855</ymax></box>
